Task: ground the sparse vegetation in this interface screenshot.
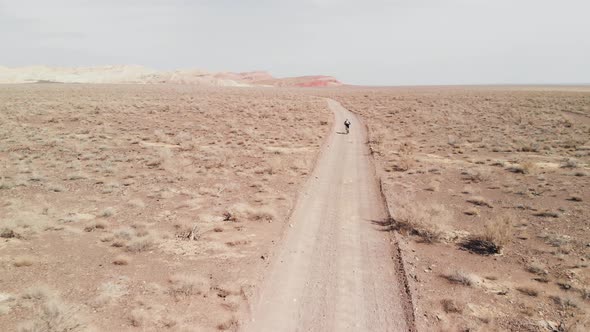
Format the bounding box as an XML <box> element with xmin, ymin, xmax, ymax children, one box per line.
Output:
<box><xmin>461</xmin><ymin>215</ymin><xmax>513</xmax><ymax>255</ymax></box>
<box><xmin>125</xmin><ymin>236</ymin><xmax>155</xmax><ymax>252</ymax></box>
<box><xmin>516</xmin><ymin>286</ymin><xmax>539</xmax><ymax>297</ymax></box>
<box><xmin>112</xmin><ymin>255</ymin><xmax>130</xmax><ymax>265</ymax></box>
<box><xmin>168</xmin><ymin>274</ymin><xmax>210</xmax><ymax>299</ymax></box>
<box><xmin>2</xmin><ymin>83</ymin><xmax>589</xmax><ymax>331</ymax></box>
<box><xmin>17</xmin><ymin>300</ymin><xmax>84</xmax><ymax>332</ymax></box>
<box><xmin>442</xmin><ymin>270</ymin><xmax>479</xmax><ymax>287</ymax></box>
<box><xmin>526</xmin><ymin>262</ymin><xmax>547</xmax><ymax>276</ymax></box>
<box><xmin>390</xmin><ymin>201</ymin><xmax>448</xmax><ymax>243</ymax></box>
<box><xmin>326</xmin><ymin>87</ymin><xmax>590</xmax><ymax>331</ymax></box>
<box><xmin>441</xmin><ymin>299</ymin><xmax>463</xmax><ymax>313</ymax></box>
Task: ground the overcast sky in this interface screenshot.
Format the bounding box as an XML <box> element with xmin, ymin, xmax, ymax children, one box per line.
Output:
<box><xmin>1</xmin><ymin>0</ymin><xmax>589</xmax><ymax>85</ymax></box>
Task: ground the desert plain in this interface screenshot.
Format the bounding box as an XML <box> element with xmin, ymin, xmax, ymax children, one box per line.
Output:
<box><xmin>1</xmin><ymin>83</ymin><xmax>589</xmax><ymax>332</ymax></box>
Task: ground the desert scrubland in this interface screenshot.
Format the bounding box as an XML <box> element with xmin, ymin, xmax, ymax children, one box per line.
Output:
<box><xmin>324</xmin><ymin>86</ymin><xmax>590</xmax><ymax>331</ymax></box>
<box><xmin>2</xmin><ymin>83</ymin><xmax>590</xmax><ymax>332</ymax></box>
<box><xmin>0</xmin><ymin>84</ymin><xmax>331</xmax><ymax>331</ymax></box>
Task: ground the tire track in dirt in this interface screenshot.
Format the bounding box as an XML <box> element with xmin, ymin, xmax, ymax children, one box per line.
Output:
<box><xmin>241</xmin><ymin>99</ymin><xmax>414</xmax><ymax>332</ymax></box>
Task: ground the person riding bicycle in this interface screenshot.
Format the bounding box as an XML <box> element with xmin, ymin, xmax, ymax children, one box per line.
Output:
<box><xmin>344</xmin><ymin>119</ymin><xmax>351</xmax><ymax>134</ymax></box>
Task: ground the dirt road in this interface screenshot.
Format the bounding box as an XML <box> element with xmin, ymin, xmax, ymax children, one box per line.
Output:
<box><xmin>242</xmin><ymin>99</ymin><xmax>413</xmax><ymax>332</ymax></box>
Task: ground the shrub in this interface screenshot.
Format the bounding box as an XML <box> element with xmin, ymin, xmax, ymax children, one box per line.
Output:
<box><xmin>168</xmin><ymin>274</ymin><xmax>210</xmax><ymax>299</ymax></box>
<box><xmin>100</xmin><ymin>207</ymin><xmax>115</xmax><ymax>218</ymax></box>
<box><xmin>390</xmin><ymin>202</ymin><xmax>447</xmax><ymax>243</ymax></box>
<box><xmin>441</xmin><ymin>299</ymin><xmax>463</xmax><ymax>313</ymax></box>
<box><xmin>526</xmin><ymin>262</ymin><xmax>547</xmax><ymax>276</ymax></box>
<box><xmin>516</xmin><ymin>286</ymin><xmax>539</xmax><ymax>297</ymax></box>
<box><xmin>442</xmin><ymin>270</ymin><xmax>478</xmax><ymax>287</ymax></box>
<box><xmin>17</xmin><ymin>300</ymin><xmax>84</xmax><ymax>332</ymax></box>
<box><xmin>125</xmin><ymin>237</ymin><xmax>155</xmax><ymax>253</ymax></box>
<box><xmin>461</xmin><ymin>215</ymin><xmax>512</xmax><ymax>255</ymax></box>
<box><xmin>112</xmin><ymin>255</ymin><xmax>130</xmax><ymax>266</ymax></box>
<box><xmin>466</xmin><ymin>196</ymin><xmax>492</xmax><ymax>208</ymax></box>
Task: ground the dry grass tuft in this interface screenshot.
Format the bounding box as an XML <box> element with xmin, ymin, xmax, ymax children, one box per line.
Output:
<box><xmin>550</xmin><ymin>295</ymin><xmax>578</xmax><ymax>309</ymax></box>
<box><xmin>230</xmin><ymin>203</ymin><xmax>277</xmax><ymax>222</ymax></box>
<box><xmin>129</xmin><ymin>308</ymin><xmax>149</xmax><ymax>327</ymax></box>
<box><xmin>561</xmin><ymin>158</ymin><xmax>579</xmax><ymax>168</ymax></box>
<box><xmin>389</xmin><ymin>201</ymin><xmax>449</xmax><ymax>243</ymax></box>
<box><xmin>516</xmin><ymin>286</ymin><xmax>539</xmax><ymax>297</ymax></box>
<box><xmin>533</xmin><ymin>210</ymin><xmax>560</xmax><ymax>218</ymax></box>
<box><xmin>462</xmin><ymin>168</ymin><xmax>490</xmax><ymax>183</ymax></box>
<box><xmin>216</xmin><ymin>316</ymin><xmax>239</xmax><ymax>330</ymax></box>
<box><xmin>84</xmin><ymin>220</ymin><xmax>107</xmax><ymax>232</ymax></box>
<box><xmin>168</xmin><ymin>274</ymin><xmax>210</xmax><ymax>299</ymax></box>
<box><xmin>112</xmin><ymin>255</ymin><xmax>130</xmax><ymax>266</ymax></box>
<box><xmin>526</xmin><ymin>262</ymin><xmax>548</xmax><ymax>276</ymax></box>
<box><xmin>441</xmin><ymin>299</ymin><xmax>463</xmax><ymax>313</ymax></box>
<box><xmin>442</xmin><ymin>270</ymin><xmax>479</xmax><ymax>287</ymax></box>
<box><xmin>100</xmin><ymin>207</ymin><xmax>115</xmax><ymax>217</ymax></box>
<box><xmin>466</xmin><ymin>196</ymin><xmax>492</xmax><ymax>208</ymax></box>
<box><xmin>1</xmin><ymin>227</ymin><xmax>18</xmax><ymax>239</ymax></box>
<box><xmin>461</xmin><ymin>215</ymin><xmax>512</xmax><ymax>255</ymax></box>
<box><xmin>506</xmin><ymin>161</ymin><xmax>535</xmax><ymax>174</ymax></box>
<box><xmin>13</xmin><ymin>255</ymin><xmax>35</xmax><ymax>267</ymax></box>
<box><xmin>125</xmin><ymin>236</ymin><xmax>155</xmax><ymax>253</ymax></box>
<box><xmin>17</xmin><ymin>300</ymin><xmax>84</xmax><ymax>332</ymax></box>
<box><xmin>21</xmin><ymin>285</ymin><xmax>54</xmax><ymax>301</ymax></box>
<box><xmin>394</xmin><ymin>141</ymin><xmax>414</xmax><ymax>171</ymax></box>
<box><xmin>567</xmin><ymin>195</ymin><xmax>583</xmax><ymax>202</ymax></box>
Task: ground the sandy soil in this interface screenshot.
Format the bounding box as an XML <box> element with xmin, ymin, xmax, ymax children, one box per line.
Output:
<box><xmin>243</xmin><ymin>99</ymin><xmax>412</xmax><ymax>331</ymax></box>
<box><xmin>318</xmin><ymin>86</ymin><xmax>590</xmax><ymax>331</ymax></box>
<box><xmin>0</xmin><ymin>84</ymin><xmax>331</xmax><ymax>331</ymax></box>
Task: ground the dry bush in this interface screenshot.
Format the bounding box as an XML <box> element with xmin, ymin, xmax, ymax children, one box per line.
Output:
<box><xmin>168</xmin><ymin>274</ymin><xmax>210</xmax><ymax>299</ymax></box>
<box><xmin>550</xmin><ymin>295</ymin><xmax>578</xmax><ymax>309</ymax></box>
<box><xmin>561</xmin><ymin>158</ymin><xmax>579</xmax><ymax>168</ymax></box>
<box><xmin>84</xmin><ymin>220</ymin><xmax>107</xmax><ymax>232</ymax></box>
<box><xmin>174</xmin><ymin>222</ymin><xmax>200</xmax><ymax>240</ymax></box>
<box><xmin>462</xmin><ymin>168</ymin><xmax>490</xmax><ymax>183</ymax></box>
<box><xmin>17</xmin><ymin>300</ymin><xmax>84</xmax><ymax>332</ymax></box>
<box><xmin>526</xmin><ymin>262</ymin><xmax>548</xmax><ymax>276</ymax></box>
<box><xmin>567</xmin><ymin>195</ymin><xmax>583</xmax><ymax>202</ymax></box>
<box><xmin>533</xmin><ymin>210</ymin><xmax>560</xmax><ymax>218</ymax></box>
<box><xmin>424</xmin><ymin>180</ymin><xmax>440</xmax><ymax>192</ymax></box>
<box><xmin>112</xmin><ymin>255</ymin><xmax>130</xmax><ymax>266</ymax></box>
<box><xmin>466</xmin><ymin>196</ymin><xmax>492</xmax><ymax>208</ymax></box>
<box><xmin>129</xmin><ymin>308</ymin><xmax>150</xmax><ymax>327</ymax></box>
<box><xmin>395</xmin><ymin>142</ymin><xmax>414</xmax><ymax>171</ymax></box>
<box><xmin>442</xmin><ymin>270</ymin><xmax>479</xmax><ymax>287</ymax></box>
<box><xmin>506</xmin><ymin>161</ymin><xmax>534</xmax><ymax>174</ymax></box>
<box><xmin>1</xmin><ymin>227</ymin><xmax>18</xmax><ymax>239</ymax></box>
<box><xmin>441</xmin><ymin>299</ymin><xmax>463</xmax><ymax>313</ymax></box>
<box><xmin>516</xmin><ymin>286</ymin><xmax>539</xmax><ymax>297</ymax></box>
<box><xmin>127</xmin><ymin>198</ymin><xmax>146</xmax><ymax>208</ymax></box>
<box><xmin>229</xmin><ymin>203</ymin><xmax>276</xmax><ymax>222</ymax></box>
<box><xmin>125</xmin><ymin>237</ymin><xmax>155</xmax><ymax>253</ymax></box>
<box><xmin>92</xmin><ymin>281</ymin><xmax>127</xmax><ymax>308</ymax></box>
<box><xmin>21</xmin><ymin>285</ymin><xmax>54</xmax><ymax>301</ymax></box>
<box><xmin>216</xmin><ymin>316</ymin><xmax>239</xmax><ymax>330</ymax></box>
<box><xmin>14</xmin><ymin>255</ymin><xmax>35</xmax><ymax>267</ymax></box>
<box><xmin>100</xmin><ymin>207</ymin><xmax>115</xmax><ymax>218</ymax></box>
<box><xmin>391</xmin><ymin>201</ymin><xmax>447</xmax><ymax>243</ymax></box>
<box><xmin>461</xmin><ymin>215</ymin><xmax>513</xmax><ymax>255</ymax></box>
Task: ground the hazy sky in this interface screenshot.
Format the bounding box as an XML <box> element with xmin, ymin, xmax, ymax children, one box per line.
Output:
<box><xmin>1</xmin><ymin>0</ymin><xmax>589</xmax><ymax>85</ymax></box>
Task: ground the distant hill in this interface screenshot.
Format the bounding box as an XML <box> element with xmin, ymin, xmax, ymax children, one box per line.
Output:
<box><xmin>0</xmin><ymin>65</ymin><xmax>343</xmax><ymax>87</ymax></box>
